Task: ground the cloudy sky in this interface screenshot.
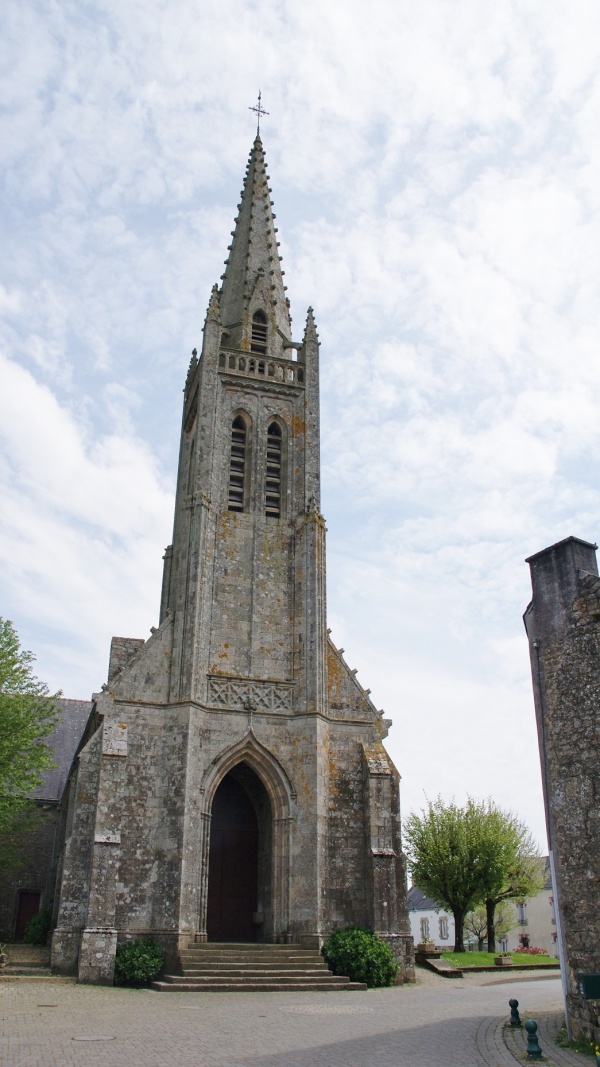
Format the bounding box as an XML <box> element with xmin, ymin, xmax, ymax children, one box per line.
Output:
<box><xmin>3</xmin><ymin>0</ymin><xmax>600</xmax><ymax>850</ymax></box>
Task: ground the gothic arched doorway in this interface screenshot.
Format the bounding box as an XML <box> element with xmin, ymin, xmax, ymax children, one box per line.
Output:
<box><xmin>206</xmin><ymin>763</ymin><xmax>272</xmax><ymax>942</ymax></box>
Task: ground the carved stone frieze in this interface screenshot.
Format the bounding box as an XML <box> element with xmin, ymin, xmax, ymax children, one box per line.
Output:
<box><xmin>208</xmin><ymin>675</ymin><xmax>293</xmax><ymax>713</ymax></box>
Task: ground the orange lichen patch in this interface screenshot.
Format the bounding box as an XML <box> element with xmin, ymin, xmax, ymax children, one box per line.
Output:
<box><xmin>327</xmin><ymin>646</ymin><xmax>346</xmax><ymax>687</ymax></box>
<box><xmin>291</xmin><ymin>415</ymin><xmax>305</xmax><ymax>437</ymax></box>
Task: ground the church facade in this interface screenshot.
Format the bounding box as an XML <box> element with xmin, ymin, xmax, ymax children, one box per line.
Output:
<box><xmin>51</xmin><ymin>136</ymin><xmax>414</xmax><ymax>984</ymax></box>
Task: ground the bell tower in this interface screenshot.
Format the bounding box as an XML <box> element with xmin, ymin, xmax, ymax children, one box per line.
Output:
<box><xmin>51</xmin><ymin>134</ymin><xmax>414</xmax><ymax>986</ymax></box>
<box><xmin>161</xmin><ymin>135</ymin><xmax>325</xmax><ymax>716</ymax></box>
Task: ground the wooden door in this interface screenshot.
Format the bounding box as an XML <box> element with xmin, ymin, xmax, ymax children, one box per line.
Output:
<box><xmin>206</xmin><ymin>775</ymin><xmax>258</xmax><ymax>942</ymax></box>
<box><xmin>15</xmin><ymin>891</ymin><xmax>41</xmax><ymax>940</ymax></box>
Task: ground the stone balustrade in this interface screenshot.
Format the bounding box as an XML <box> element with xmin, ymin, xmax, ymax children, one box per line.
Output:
<box><xmin>219</xmin><ymin>350</ymin><xmax>305</xmax><ymax>385</ymax></box>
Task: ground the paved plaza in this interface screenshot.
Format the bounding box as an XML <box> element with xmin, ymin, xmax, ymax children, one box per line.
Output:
<box><xmin>0</xmin><ymin>970</ymin><xmax>582</xmax><ymax>1067</ymax></box>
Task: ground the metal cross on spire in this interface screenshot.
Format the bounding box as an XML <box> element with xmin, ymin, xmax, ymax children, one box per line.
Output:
<box><xmin>249</xmin><ymin>90</ymin><xmax>269</xmax><ymax>134</ymax></box>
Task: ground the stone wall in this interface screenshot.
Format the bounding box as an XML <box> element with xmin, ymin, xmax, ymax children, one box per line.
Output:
<box><xmin>0</xmin><ymin>804</ymin><xmax>60</xmax><ymax>940</ymax></box>
<box><xmin>525</xmin><ymin>536</ymin><xmax>600</xmax><ymax>1041</ymax></box>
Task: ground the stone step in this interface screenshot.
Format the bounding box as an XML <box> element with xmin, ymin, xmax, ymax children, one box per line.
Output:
<box><xmin>183</xmin><ymin>945</ymin><xmax>321</xmax><ymax>953</ymax></box>
<box><xmin>181</xmin><ymin>968</ymin><xmax>333</xmax><ymax>978</ymax></box>
<box><xmin>164</xmin><ymin>972</ymin><xmax>349</xmax><ymax>985</ymax></box>
<box><xmin>1</xmin><ymin>966</ymin><xmax>53</xmax><ymax>977</ymax></box>
<box><xmin>181</xmin><ymin>964</ymin><xmax>331</xmax><ymax>974</ymax></box>
<box><xmin>153</xmin><ymin>978</ymin><xmax>367</xmax><ymax>992</ymax></box>
<box><xmin>179</xmin><ymin>960</ymin><xmax>324</xmax><ymax>968</ymax></box>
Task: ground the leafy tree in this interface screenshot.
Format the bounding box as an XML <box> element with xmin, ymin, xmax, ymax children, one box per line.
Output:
<box><xmin>484</xmin><ymin>844</ymin><xmax>545</xmax><ymax>952</ymax></box>
<box><xmin>465</xmin><ymin>902</ymin><xmax>515</xmax><ymax>951</ymax></box>
<box><xmin>404</xmin><ymin>797</ymin><xmax>536</xmax><ymax>952</ymax></box>
<box><xmin>464</xmin><ymin>906</ymin><xmax>488</xmax><ymax>951</ymax></box>
<box><xmin>0</xmin><ymin>618</ymin><xmax>59</xmax><ymax>861</ymax></box>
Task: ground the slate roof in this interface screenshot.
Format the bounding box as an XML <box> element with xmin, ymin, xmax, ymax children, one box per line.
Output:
<box><xmin>31</xmin><ymin>698</ymin><xmax>93</xmax><ymax>803</ymax></box>
<box><xmin>407</xmin><ymin>886</ymin><xmax>443</xmax><ymax>911</ymax></box>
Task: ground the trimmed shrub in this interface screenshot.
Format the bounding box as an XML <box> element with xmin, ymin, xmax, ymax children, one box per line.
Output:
<box><xmin>323</xmin><ymin>926</ymin><xmax>398</xmax><ymax>988</ymax></box>
<box><xmin>23</xmin><ymin>907</ymin><xmax>53</xmax><ymax>946</ymax></box>
<box><xmin>113</xmin><ymin>937</ymin><xmax>164</xmax><ymax>987</ymax></box>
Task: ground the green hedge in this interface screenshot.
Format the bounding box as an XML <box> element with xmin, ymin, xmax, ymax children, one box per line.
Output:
<box><xmin>323</xmin><ymin>926</ymin><xmax>397</xmax><ymax>988</ymax></box>
<box><xmin>113</xmin><ymin>937</ymin><xmax>164</xmax><ymax>986</ymax></box>
<box><xmin>23</xmin><ymin>907</ymin><xmax>53</xmax><ymax>946</ymax></box>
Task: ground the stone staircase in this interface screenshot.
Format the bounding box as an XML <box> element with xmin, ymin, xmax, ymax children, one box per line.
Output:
<box><xmin>0</xmin><ymin>943</ymin><xmax>53</xmax><ymax>980</ymax></box>
<box><xmin>152</xmin><ymin>942</ymin><xmax>367</xmax><ymax>992</ymax></box>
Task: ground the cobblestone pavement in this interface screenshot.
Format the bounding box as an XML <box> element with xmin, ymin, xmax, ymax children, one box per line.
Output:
<box><xmin>0</xmin><ymin>969</ymin><xmax>581</xmax><ymax>1067</ymax></box>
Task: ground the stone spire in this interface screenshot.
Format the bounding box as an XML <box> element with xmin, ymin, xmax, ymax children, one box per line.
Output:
<box><xmin>303</xmin><ymin>306</ymin><xmax>319</xmax><ymax>344</ymax></box>
<box><xmin>219</xmin><ymin>135</ymin><xmax>292</xmax><ymax>349</ymax></box>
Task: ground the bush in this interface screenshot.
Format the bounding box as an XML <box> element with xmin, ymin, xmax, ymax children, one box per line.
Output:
<box><xmin>113</xmin><ymin>937</ymin><xmax>164</xmax><ymax>986</ymax></box>
<box><xmin>323</xmin><ymin>926</ymin><xmax>397</xmax><ymax>988</ymax></box>
<box><xmin>23</xmin><ymin>907</ymin><xmax>52</xmax><ymax>946</ymax></box>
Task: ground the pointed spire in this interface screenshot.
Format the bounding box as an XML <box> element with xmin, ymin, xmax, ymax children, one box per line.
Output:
<box><xmin>219</xmin><ymin>137</ymin><xmax>291</xmax><ymax>347</ymax></box>
<box><xmin>205</xmin><ymin>282</ymin><xmax>221</xmax><ymax>324</ymax></box>
<box><xmin>185</xmin><ymin>347</ymin><xmax>198</xmax><ymax>395</ymax></box>
<box><xmin>303</xmin><ymin>306</ymin><xmax>319</xmax><ymax>344</ymax></box>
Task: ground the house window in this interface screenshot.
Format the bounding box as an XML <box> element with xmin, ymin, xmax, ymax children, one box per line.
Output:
<box><xmin>439</xmin><ymin>917</ymin><xmax>449</xmax><ymax>940</ymax></box>
<box><xmin>251</xmin><ymin>310</ymin><xmax>267</xmax><ymax>353</ymax></box>
<box><xmin>228</xmin><ymin>416</ymin><xmax>248</xmax><ymax>512</ymax></box>
<box><xmin>265</xmin><ymin>421</ymin><xmax>282</xmax><ymax>518</ymax></box>
<box><xmin>516</xmin><ymin>902</ymin><xmax>527</xmax><ymax>925</ymax></box>
<box><xmin>500</xmin><ymin>938</ymin><xmax>508</xmax><ymax>952</ymax></box>
<box><xmin>419</xmin><ymin>918</ymin><xmax>430</xmax><ymax>941</ymax></box>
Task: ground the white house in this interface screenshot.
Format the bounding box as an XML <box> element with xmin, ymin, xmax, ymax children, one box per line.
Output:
<box><xmin>407</xmin><ymin>887</ymin><xmax>455</xmax><ymax>948</ymax></box>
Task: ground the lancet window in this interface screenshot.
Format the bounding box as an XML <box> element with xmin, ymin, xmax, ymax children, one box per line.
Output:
<box><xmin>251</xmin><ymin>310</ymin><xmax>267</xmax><ymax>354</ymax></box>
<box><xmin>228</xmin><ymin>416</ymin><xmax>248</xmax><ymax>512</ymax></box>
<box><xmin>187</xmin><ymin>438</ymin><xmax>196</xmax><ymax>494</ymax></box>
<box><xmin>265</xmin><ymin>421</ymin><xmax>282</xmax><ymax>518</ymax></box>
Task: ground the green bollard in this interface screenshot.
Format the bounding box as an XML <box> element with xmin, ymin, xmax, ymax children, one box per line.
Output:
<box><xmin>509</xmin><ymin>999</ymin><xmax>522</xmax><ymax>1027</ymax></box>
<box><xmin>525</xmin><ymin>1019</ymin><xmax>543</xmax><ymax>1060</ymax></box>
<box><xmin>596</xmin><ymin>1054</ymin><xmax>600</xmax><ymax>1067</ymax></box>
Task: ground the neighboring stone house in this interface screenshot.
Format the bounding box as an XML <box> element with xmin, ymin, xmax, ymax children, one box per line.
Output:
<box><xmin>0</xmin><ymin>699</ymin><xmax>91</xmax><ymax>941</ymax></box>
<box><xmin>50</xmin><ymin>134</ymin><xmax>414</xmax><ymax>985</ymax></box>
<box><xmin>524</xmin><ymin>536</ymin><xmax>600</xmax><ymax>1042</ymax></box>
<box><xmin>502</xmin><ymin>858</ymin><xmax>558</xmax><ymax>956</ymax></box>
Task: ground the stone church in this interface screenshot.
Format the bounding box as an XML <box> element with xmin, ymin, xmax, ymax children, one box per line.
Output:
<box><xmin>50</xmin><ymin>134</ymin><xmax>414</xmax><ymax>984</ymax></box>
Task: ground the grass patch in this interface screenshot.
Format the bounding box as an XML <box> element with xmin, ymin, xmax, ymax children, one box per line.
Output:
<box><xmin>555</xmin><ymin>1023</ymin><xmax>600</xmax><ymax>1057</ymax></box>
<box><xmin>440</xmin><ymin>951</ymin><xmax>558</xmax><ymax>967</ymax></box>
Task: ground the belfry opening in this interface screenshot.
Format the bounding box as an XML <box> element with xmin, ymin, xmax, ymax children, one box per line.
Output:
<box><xmin>206</xmin><ymin>763</ymin><xmax>272</xmax><ymax>943</ymax></box>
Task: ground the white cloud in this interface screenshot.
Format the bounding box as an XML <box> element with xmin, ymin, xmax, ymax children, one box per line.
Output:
<box><xmin>2</xmin><ymin>0</ymin><xmax>600</xmax><ymax>848</ymax></box>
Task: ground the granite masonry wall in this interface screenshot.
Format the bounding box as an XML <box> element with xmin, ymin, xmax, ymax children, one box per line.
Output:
<box><xmin>50</xmin><ymin>136</ymin><xmax>414</xmax><ymax>985</ymax></box>
<box><xmin>525</xmin><ymin>536</ymin><xmax>600</xmax><ymax>1042</ymax></box>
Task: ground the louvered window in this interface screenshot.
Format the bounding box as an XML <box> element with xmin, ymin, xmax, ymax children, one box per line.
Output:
<box><xmin>251</xmin><ymin>310</ymin><xmax>267</xmax><ymax>354</ymax></box>
<box><xmin>266</xmin><ymin>422</ymin><xmax>282</xmax><ymax>518</ymax></box>
<box><xmin>228</xmin><ymin>416</ymin><xmax>247</xmax><ymax>512</ymax></box>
